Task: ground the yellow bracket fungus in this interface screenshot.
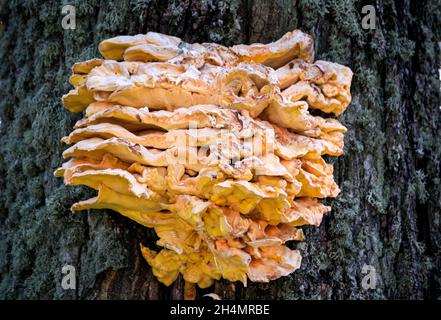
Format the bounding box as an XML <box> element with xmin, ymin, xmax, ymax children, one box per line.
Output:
<box><xmin>57</xmin><ymin>30</ymin><xmax>353</xmax><ymax>296</ymax></box>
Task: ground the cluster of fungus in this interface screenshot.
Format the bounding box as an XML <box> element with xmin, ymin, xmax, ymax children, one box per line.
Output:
<box><xmin>57</xmin><ymin>30</ymin><xmax>353</xmax><ymax>294</ymax></box>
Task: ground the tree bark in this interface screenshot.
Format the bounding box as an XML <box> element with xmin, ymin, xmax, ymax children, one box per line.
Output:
<box><xmin>0</xmin><ymin>0</ymin><xmax>439</xmax><ymax>300</ymax></box>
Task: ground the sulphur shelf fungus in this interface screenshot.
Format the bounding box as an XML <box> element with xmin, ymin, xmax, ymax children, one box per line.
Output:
<box><xmin>57</xmin><ymin>30</ymin><xmax>352</xmax><ymax>296</ymax></box>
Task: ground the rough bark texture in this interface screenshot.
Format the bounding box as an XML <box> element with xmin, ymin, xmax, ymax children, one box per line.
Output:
<box><xmin>0</xmin><ymin>0</ymin><xmax>439</xmax><ymax>300</ymax></box>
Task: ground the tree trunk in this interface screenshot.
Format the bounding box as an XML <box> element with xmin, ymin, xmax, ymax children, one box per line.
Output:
<box><xmin>0</xmin><ymin>0</ymin><xmax>439</xmax><ymax>300</ymax></box>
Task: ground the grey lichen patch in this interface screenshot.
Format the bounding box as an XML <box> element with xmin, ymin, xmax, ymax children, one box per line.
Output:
<box><xmin>414</xmin><ymin>170</ymin><xmax>429</xmax><ymax>204</ymax></box>
<box><xmin>386</xmin><ymin>31</ymin><xmax>416</xmax><ymax>61</ymax></box>
<box><xmin>325</xmin><ymin>0</ymin><xmax>364</xmax><ymax>40</ymax></box>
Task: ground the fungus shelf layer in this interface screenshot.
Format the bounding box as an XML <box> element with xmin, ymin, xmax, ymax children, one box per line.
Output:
<box><xmin>57</xmin><ymin>30</ymin><xmax>353</xmax><ymax>292</ymax></box>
